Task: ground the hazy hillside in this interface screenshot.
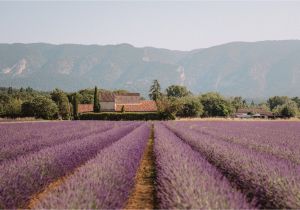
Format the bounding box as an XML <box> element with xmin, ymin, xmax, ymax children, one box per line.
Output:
<box><xmin>0</xmin><ymin>41</ymin><xmax>299</xmax><ymax>98</ymax></box>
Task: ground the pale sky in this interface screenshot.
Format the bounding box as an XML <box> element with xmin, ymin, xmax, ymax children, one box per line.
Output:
<box><xmin>0</xmin><ymin>1</ymin><xmax>300</xmax><ymax>50</ymax></box>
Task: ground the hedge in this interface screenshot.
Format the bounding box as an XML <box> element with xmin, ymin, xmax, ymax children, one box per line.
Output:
<box><xmin>78</xmin><ymin>112</ymin><xmax>173</xmax><ymax>121</ymax></box>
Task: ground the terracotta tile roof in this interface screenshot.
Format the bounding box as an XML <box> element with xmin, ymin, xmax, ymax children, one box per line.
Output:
<box><xmin>78</xmin><ymin>104</ymin><xmax>93</xmax><ymax>113</ymax></box>
<box><xmin>115</xmin><ymin>100</ymin><xmax>157</xmax><ymax>112</ymax></box>
<box><xmin>99</xmin><ymin>92</ymin><xmax>115</xmax><ymax>102</ymax></box>
<box><xmin>115</xmin><ymin>95</ymin><xmax>140</xmax><ymax>104</ymax></box>
<box><xmin>100</xmin><ymin>92</ymin><xmax>141</xmax><ymax>103</ymax></box>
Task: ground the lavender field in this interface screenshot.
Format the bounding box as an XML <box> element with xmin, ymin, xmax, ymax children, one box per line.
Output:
<box><xmin>0</xmin><ymin>120</ymin><xmax>299</xmax><ymax>209</ymax></box>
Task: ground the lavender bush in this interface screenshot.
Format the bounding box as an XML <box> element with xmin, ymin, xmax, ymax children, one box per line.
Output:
<box><xmin>0</xmin><ymin>122</ymin><xmax>140</xmax><ymax>208</ymax></box>
<box><xmin>154</xmin><ymin>123</ymin><xmax>251</xmax><ymax>209</ymax></box>
<box><xmin>173</xmin><ymin>121</ymin><xmax>300</xmax><ymax>164</ymax></box>
<box><xmin>165</xmin><ymin>122</ymin><xmax>300</xmax><ymax>208</ymax></box>
<box><xmin>0</xmin><ymin>121</ymin><xmax>69</xmax><ymax>145</ymax></box>
<box><xmin>34</xmin><ymin>123</ymin><xmax>150</xmax><ymax>209</ymax></box>
<box><xmin>1</xmin><ymin>120</ymin><xmax>299</xmax><ymax>208</ymax></box>
<box><xmin>0</xmin><ymin>121</ymin><xmax>115</xmax><ymax>162</ymax></box>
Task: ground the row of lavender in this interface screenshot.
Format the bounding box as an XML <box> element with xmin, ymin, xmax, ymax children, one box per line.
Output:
<box><xmin>164</xmin><ymin>121</ymin><xmax>300</xmax><ymax>208</ymax></box>
<box><xmin>0</xmin><ymin>121</ymin><xmax>143</xmax><ymax>208</ymax></box>
<box><xmin>1</xmin><ymin>120</ymin><xmax>299</xmax><ymax>208</ymax></box>
<box><xmin>0</xmin><ymin>121</ymin><xmax>116</xmax><ymax>162</ymax></box>
<box><xmin>177</xmin><ymin>121</ymin><xmax>300</xmax><ymax>164</ymax></box>
<box><xmin>154</xmin><ymin>124</ymin><xmax>251</xmax><ymax>209</ymax></box>
<box><xmin>33</xmin><ymin>124</ymin><xmax>150</xmax><ymax>208</ymax></box>
<box><xmin>24</xmin><ymin>122</ymin><xmax>247</xmax><ymax>209</ymax></box>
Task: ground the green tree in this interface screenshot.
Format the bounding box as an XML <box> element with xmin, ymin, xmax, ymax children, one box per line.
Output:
<box><xmin>7</xmin><ymin>87</ymin><xmax>13</xmax><ymax>94</ymax></box>
<box><xmin>93</xmin><ymin>86</ymin><xmax>101</xmax><ymax>112</ymax></box>
<box><xmin>0</xmin><ymin>93</ymin><xmax>11</xmax><ymax>104</ymax></box>
<box><xmin>258</xmin><ymin>103</ymin><xmax>271</xmax><ymax>112</ymax></box>
<box><xmin>25</xmin><ymin>87</ymin><xmax>33</xmax><ymax>93</ymax></box>
<box><xmin>21</xmin><ymin>101</ymin><xmax>35</xmax><ymax>117</ymax></box>
<box><xmin>242</xmin><ymin>99</ymin><xmax>247</xmax><ymax>107</ymax></box>
<box><xmin>0</xmin><ymin>93</ymin><xmax>11</xmax><ymax>116</ymax></box>
<box><xmin>72</xmin><ymin>94</ymin><xmax>79</xmax><ymax>120</ymax></box>
<box><xmin>0</xmin><ymin>104</ymin><xmax>4</xmax><ymax>115</ymax></box>
<box><xmin>273</xmin><ymin>101</ymin><xmax>298</xmax><ymax>118</ymax></box>
<box><xmin>149</xmin><ymin>80</ymin><xmax>163</xmax><ymax>101</ymax></box>
<box><xmin>78</xmin><ymin>89</ymin><xmax>94</xmax><ymax>104</ymax></box>
<box><xmin>177</xmin><ymin>96</ymin><xmax>204</xmax><ymax>117</ymax></box>
<box><xmin>267</xmin><ymin>96</ymin><xmax>290</xmax><ymax>110</ymax></box>
<box><xmin>5</xmin><ymin>98</ymin><xmax>22</xmax><ymax>118</ymax></box>
<box><xmin>291</xmin><ymin>97</ymin><xmax>300</xmax><ymax>109</ymax></box>
<box><xmin>231</xmin><ymin>96</ymin><xmax>246</xmax><ymax>111</ymax></box>
<box><xmin>31</xmin><ymin>96</ymin><xmax>58</xmax><ymax>119</ymax></box>
<box><xmin>200</xmin><ymin>92</ymin><xmax>233</xmax><ymax>117</ymax></box>
<box><xmin>166</xmin><ymin>85</ymin><xmax>191</xmax><ymax>98</ymax></box>
<box><xmin>51</xmin><ymin>89</ymin><xmax>71</xmax><ymax>120</ymax></box>
<box><xmin>156</xmin><ymin>96</ymin><xmax>179</xmax><ymax>120</ymax></box>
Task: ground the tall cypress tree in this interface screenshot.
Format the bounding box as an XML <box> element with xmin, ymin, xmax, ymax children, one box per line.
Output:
<box><xmin>72</xmin><ymin>94</ymin><xmax>79</xmax><ymax>120</ymax></box>
<box><xmin>149</xmin><ymin>80</ymin><xmax>162</xmax><ymax>101</ymax></box>
<box><xmin>93</xmin><ymin>86</ymin><xmax>101</xmax><ymax>112</ymax></box>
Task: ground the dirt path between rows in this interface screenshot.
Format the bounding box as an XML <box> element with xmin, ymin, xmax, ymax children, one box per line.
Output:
<box><xmin>27</xmin><ymin>126</ymin><xmax>157</xmax><ymax>209</ymax></box>
<box><xmin>124</xmin><ymin>126</ymin><xmax>157</xmax><ymax>209</ymax></box>
<box><xmin>27</xmin><ymin>177</ymin><xmax>66</xmax><ymax>208</ymax></box>
<box><xmin>26</xmin><ymin>167</ymin><xmax>81</xmax><ymax>209</ymax></box>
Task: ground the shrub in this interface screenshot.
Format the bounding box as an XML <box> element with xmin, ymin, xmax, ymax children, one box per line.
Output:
<box><xmin>79</xmin><ymin>112</ymin><xmax>172</xmax><ymax>121</ymax></box>
<box><xmin>31</xmin><ymin>96</ymin><xmax>59</xmax><ymax>120</ymax></box>
<box><xmin>176</xmin><ymin>97</ymin><xmax>204</xmax><ymax>117</ymax></box>
<box><xmin>51</xmin><ymin>89</ymin><xmax>71</xmax><ymax>120</ymax></box>
<box><xmin>200</xmin><ymin>92</ymin><xmax>233</xmax><ymax>117</ymax></box>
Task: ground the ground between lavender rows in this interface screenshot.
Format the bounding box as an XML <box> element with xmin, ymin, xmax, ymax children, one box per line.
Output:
<box><xmin>165</xmin><ymin>121</ymin><xmax>300</xmax><ymax>208</ymax></box>
<box><xmin>0</xmin><ymin>122</ymin><xmax>141</xmax><ymax>208</ymax></box>
<box><xmin>154</xmin><ymin>123</ymin><xmax>251</xmax><ymax>209</ymax></box>
<box><xmin>0</xmin><ymin>121</ymin><xmax>299</xmax><ymax>209</ymax></box>
<box><xmin>33</xmin><ymin>123</ymin><xmax>150</xmax><ymax>209</ymax></box>
<box><xmin>0</xmin><ymin>121</ymin><xmax>115</xmax><ymax>162</ymax></box>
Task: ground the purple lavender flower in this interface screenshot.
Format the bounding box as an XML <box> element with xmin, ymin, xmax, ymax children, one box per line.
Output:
<box><xmin>33</xmin><ymin>123</ymin><xmax>150</xmax><ymax>209</ymax></box>
<box><xmin>0</xmin><ymin>121</ymin><xmax>141</xmax><ymax>208</ymax></box>
<box><xmin>165</xmin><ymin>121</ymin><xmax>300</xmax><ymax>208</ymax></box>
<box><xmin>154</xmin><ymin>123</ymin><xmax>251</xmax><ymax>209</ymax></box>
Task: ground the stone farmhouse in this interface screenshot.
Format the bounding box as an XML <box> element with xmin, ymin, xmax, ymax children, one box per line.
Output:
<box><xmin>78</xmin><ymin>92</ymin><xmax>157</xmax><ymax>113</ymax></box>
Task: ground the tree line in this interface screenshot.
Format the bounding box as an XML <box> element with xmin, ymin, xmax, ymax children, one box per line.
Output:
<box><xmin>149</xmin><ymin>80</ymin><xmax>300</xmax><ymax>119</ymax></box>
<box><xmin>0</xmin><ymin>82</ymin><xmax>299</xmax><ymax>120</ymax></box>
<box><xmin>0</xmin><ymin>86</ymin><xmax>136</xmax><ymax>120</ymax></box>
<box><xmin>0</xmin><ymin>87</ymin><xmax>98</xmax><ymax>120</ymax></box>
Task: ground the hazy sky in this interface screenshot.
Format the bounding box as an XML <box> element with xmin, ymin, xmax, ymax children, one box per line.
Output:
<box><xmin>0</xmin><ymin>1</ymin><xmax>300</xmax><ymax>50</ymax></box>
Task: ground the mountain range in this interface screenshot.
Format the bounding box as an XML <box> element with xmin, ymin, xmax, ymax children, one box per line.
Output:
<box><xmin>0</xmin><ymin>40</ymin><xmax>300</xmax><ymax>98</ymax></box>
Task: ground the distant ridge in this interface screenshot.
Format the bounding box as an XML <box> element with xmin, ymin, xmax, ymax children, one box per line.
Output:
<box><xmin>0</xmin><ymin>40</ymin><xmax>299</xmax><ymax>98</ymax></box>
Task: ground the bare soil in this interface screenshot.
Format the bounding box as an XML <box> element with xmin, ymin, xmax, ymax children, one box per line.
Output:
<box><xmin>124</xmin><ymin>127</ymin><xmax>156</xmax><ymax>209</ymax></box>
<box><xmin>26</xmin><ymin>167</ymin><xmax>81</xmax><ymax>209</ymax></box>
<box><xmin>28</xmin><ymin>127</ymin><xmax>157</xmax><ymax>209</ymax></box>
<box><xmin>27</xmin><ymin>177</ymin><xmax>66</xmax><ymax>209</ymax></box>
